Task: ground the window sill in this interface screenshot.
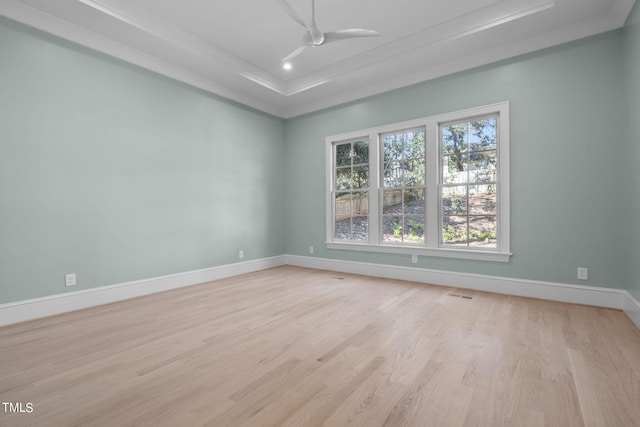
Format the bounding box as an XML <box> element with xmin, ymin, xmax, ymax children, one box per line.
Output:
<box><xmin>325</xmin><ymin>241</ymin><xmax>512</xmax><ymax>262</ymax></box>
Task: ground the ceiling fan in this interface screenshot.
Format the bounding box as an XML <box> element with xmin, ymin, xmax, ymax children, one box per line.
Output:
<box><xmin>276</xmin><ymin>0</ymin><xmax>380</xmax><ymax>62</ymax></box>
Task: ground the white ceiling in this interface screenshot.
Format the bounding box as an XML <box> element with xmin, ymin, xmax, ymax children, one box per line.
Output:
<box><xmin>0</xmin><ymin>0</ymin><xmax>635</xmax><ymax>118</ymax></box>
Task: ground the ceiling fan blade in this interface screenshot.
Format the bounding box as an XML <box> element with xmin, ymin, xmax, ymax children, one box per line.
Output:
<box><xmin>274</xmin><ymin>0</ymin><xmax>308</xmax><ymax>30</ymax></box>
<box><xmin>282</xmin><ymin>45</ymin><xmax>307</xmax><ymax>62</ymax></box>
<box><xmin>323</xmin><ymin>29</ymin><xmax>380</xmax><ymax>44</ymax></box>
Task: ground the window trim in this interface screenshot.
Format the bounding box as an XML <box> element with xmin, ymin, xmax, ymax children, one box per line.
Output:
<box><xmin>325</xmin><ymin>102</ymin><xmax>511</xmax><ymax>262</ymax></box>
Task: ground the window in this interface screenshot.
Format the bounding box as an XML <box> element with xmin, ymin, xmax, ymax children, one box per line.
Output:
<box><xmin>381</xmin><ymin>128</ymin><xmax>426</xmax><ymax>244</ymax></box>
<box><xmin>334</xmin><ymin>138</ymin><xmax>369</xmax><ymax>241</ymax></box>
<box><xmin>326</xmin><ymin>102</ymin><xmax>511</xmax><ymax>262</ymax></box>
<box><xmin>441</xmin><ymin>117</ymin><xmax>497</xmax><ymax>248</ymax></box>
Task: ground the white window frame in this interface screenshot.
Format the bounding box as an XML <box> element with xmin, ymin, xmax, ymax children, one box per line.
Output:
<box><xmin>325</xmin><ymin>102</ymin><xmax>511</xmax><ymax>262</ymax></box>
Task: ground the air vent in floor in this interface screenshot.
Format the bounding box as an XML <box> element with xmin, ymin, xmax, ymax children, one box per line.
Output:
<box><xmin>448</xmin><ymin>293</ymin><xmax>473</xmax><ymax>299</ymax></box>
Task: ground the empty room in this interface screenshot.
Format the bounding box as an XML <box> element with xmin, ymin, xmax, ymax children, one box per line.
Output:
<box><xmin>1</xmin><ymin>0</ymin><xmax>640</xmax><ymax>425</ymax></box>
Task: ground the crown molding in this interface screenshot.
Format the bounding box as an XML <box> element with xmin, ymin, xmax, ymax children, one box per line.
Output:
<box><xmin>1</xmin><ymin>0</ymin><xmax>636</xmax><ymax>118</ymax></box>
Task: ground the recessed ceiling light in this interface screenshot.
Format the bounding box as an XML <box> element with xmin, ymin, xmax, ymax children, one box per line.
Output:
<box><xmin>283</xmin><ymin>62</ymin><xmax>293</xmax><ymax>71</ymax></box>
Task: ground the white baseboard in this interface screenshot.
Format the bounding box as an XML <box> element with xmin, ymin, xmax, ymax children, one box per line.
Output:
<box><xmin>0</xmin><ymin>256</ymin><xmax>287</xmax><ymax>327</ymax></box>
<box><xmin>624</xmin><ymin>292</ymin><xmax>640</xmax><ymax>330</ymax></box>
<box><xmin>286</xmin><ymin>254</ymin><xmax>634</xmax><ymax>313</ymax></box>
<box><xmin>2</xmin><ymin>254</ymin><xmax>639</xmax><ymax>331</ymax></box>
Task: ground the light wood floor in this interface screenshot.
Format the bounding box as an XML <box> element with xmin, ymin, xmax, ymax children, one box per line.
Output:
<box><xmin>1</xmin><ymin>266</ymin><xmax>639</xmax><ymax>426</ymax></box>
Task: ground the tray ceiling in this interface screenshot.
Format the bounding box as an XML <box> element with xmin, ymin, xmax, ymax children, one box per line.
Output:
<box><xmin>0</xmin><ymin>0</ymin><xmax>635</xmax><ymax>117</ymax></box>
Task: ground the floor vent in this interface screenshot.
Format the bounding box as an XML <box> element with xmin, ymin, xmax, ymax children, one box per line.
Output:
<box><xmin>448</xmin><ymin>293</ymin><xmax>473</xmax><ymax>299</ymax></box>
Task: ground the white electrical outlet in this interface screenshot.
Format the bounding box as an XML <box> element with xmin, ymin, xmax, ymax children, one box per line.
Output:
<box><xmin>239</xmin><ymin>250</ymin><xmax>244</xmax><ymax>259</ymax></box>
<box><xmin>65</xmin><ymin>273</ymin><xmax>76</xmax><ymax>287</ymax></box>
<box><xmin>411</xmin><ymin>254</ymin><xmax>418</xmax><ymax>264</ymax></box>
<box><xmin>577</xmin><ymin>267</ymin><xmax>588</xmax><ymax>280</ymax></box>
<box><xmin>309</xmin><ymin>246</ymin><xmax>314</xmax><ymax>254</ymax></box>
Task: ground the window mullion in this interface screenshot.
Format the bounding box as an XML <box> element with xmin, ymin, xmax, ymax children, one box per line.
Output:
<box><xmin>326</xmin><ymin>141</ymin><xmax>334</xmax><ymax>243</ymax></box>
<box><xmin>425</xmin><ymin>121</ymin><xmax>439</xmax><ymax>248</ymax></box>
<box><xmin>368</xmin><ymin>132</ymin><xmax>379</xmax><ymax>245</ymax></box>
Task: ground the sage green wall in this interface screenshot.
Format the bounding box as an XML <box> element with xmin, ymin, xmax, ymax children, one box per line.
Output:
<box><xmin>0</xmin><ymin>17</ymin><xmax>286</xmax><ymax>304</ymax></box>
<box><xmin>285</xmin><ymin>31</ymin><xmax>626</xmax><ymax>289</ymax></box>
<box><xmin>624</xmin><ymin>2</ymin><xmax>640</xmax><ymax>300</ymax></box>
<box><xmin>1</xmin><ymin>14</ymin><xmax>634</xmax><ymax>306</ymax></box>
